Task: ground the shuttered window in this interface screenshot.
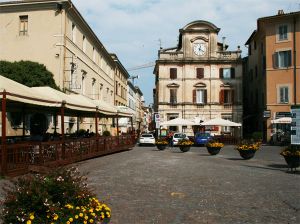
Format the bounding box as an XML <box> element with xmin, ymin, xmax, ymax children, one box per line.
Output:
<box><xmin>196</xmin><ymin>68</ymin><xmax>204</xmax><ymax>79</ymax></box>
<box><xmin>170</xmin><ymin>68</ymin><xmax>177</xmax><ymax>79</ymax></box>
<box><xmin>219</xmin><ymin>68</ymin><xmax>235</xmax><ymax>79</ymax></box>
<box><xmin>220</xmin><ymin>89</ymin><xmax>234</xmax><ymax>104</ymax></box>
<box><xmin>274</xmin><ymin>50</ymin><xmax>291</xmax><ymax>68</ymax></box>
<box><xmin>170</xmin><ymin>89</ymin><xmax>177</xmax><ymax>104</ymax></box>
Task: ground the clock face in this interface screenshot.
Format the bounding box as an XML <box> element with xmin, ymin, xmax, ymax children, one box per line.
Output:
<box><xmin>193</xmin><ymin>43</ymin><xmax>206</xmax><ymax>56</ymax></box>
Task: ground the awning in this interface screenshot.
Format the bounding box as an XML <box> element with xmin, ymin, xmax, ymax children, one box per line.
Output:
<box><xmin>271</xmin><ymin>117</ymin><xmax>292</xmax><ymax>124</ymax></box>
<box><xmin>0</xmin><ymin>75</ymin><xmax>61</xmax><ymax>107</ymax></box>
<box><xmin>33</xmin><ymin>87</ymin><xmax>96</xmax><ymax>112</ymax></box>
<box><xmin>200</xmin><ymin>118</ymin><xmax>242</xmax><ymax>127</ymax></box>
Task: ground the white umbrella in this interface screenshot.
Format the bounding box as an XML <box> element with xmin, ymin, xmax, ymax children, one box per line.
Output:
<box><xmin>271</xmin><ymin>117</ymin><xmax>292</xmax><ymax>124</ymax></box>
<box><xmin>200</xmin><ymin>118</ymin><xmax>241</xmax><ymax>127</ymax></box>
<box><xmin>160</xmin><ymin>117</ymin><xmax>196</xmax><ymax>126</ymax></box>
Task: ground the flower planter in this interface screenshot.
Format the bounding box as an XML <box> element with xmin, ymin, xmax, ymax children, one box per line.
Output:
<box><xmin>283</xmin><ymin>155</ymin><xmax>300</xmax><ymax>169</ymax></box>
<box><xmin>179</xmin><ymin>145</ymin><xmax>191</xmax><ymax>152</ymax></box>
<box><xmin>207</xmin><ymin>146</ymin><xmax>222</xmax><ymax>155</ymax></box>
<box><xmin>238</xmin><ymin>150</ymin><xmax>256</xmax><ymax>160</ymax></box>
<box><xmin>156</xmin><ymin>144</ymin><xmax>167</xmax><ymax>150</ymax></box>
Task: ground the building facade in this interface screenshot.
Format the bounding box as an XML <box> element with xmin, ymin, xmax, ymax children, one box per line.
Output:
<box><xmin>0</xmin><ymin>0</ymin><xmax>120</xmax><ymax>135</ymax></box>
<box><xmin>244</xmin><ymin>10</ymin><xmax>300</xmax><ymax>142</ymax></box>
<box><xmin>154</xmin><ymin>20</ymin><xmax>243</xmax><ymax>136</ymax></box>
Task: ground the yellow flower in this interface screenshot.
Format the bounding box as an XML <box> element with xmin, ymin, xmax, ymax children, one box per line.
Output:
<box><xmin>75</xmin><ymin>215</ymin><xmax>79</xmax><ymax>219</ymax></box>
<box><xmin>26</xmin><ymin>221</ymin><xmax>31</xmax><ymax>224</ymax></box>
<box><xmin>89</xmin><ymin>219</ymin><xmax>94</xmax><ymax>223</ymax></box>
<box><xmin>66</xmin><ymin>221</ymin><xmax>70</xmax><ymax>224</ymax></box>
<box><xmin>29</xmin><ymin>215</ymin><xmax>34</xmax><ymax>220</ymax></box>
<box><xmin>79</xmin><ymin>213</ymin><xmax>84</xmax><ymax>217</ymax></box>
<box><xmin>53</xmin><ymin>214</ymin><xmax>59</xmax><ymax>220</ymax></box>
<box><xmin>84</xmin><ymin>215</ymin><xmax>89</xmax><ymax>220</ymax></box>
<box><xmin>69</xmin><ymin>217</ymin><xmax>73</xmax><ymax>222</ymax></box>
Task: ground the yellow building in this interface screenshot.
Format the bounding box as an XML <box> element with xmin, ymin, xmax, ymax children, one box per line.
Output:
<box><xmin>244</xmin><ymin>10</ymin><xmax>300</xmax><ymax>142</ymax></box>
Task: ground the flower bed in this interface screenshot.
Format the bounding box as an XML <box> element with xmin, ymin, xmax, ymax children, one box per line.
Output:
<box><xmin>235</xmin><ymin>140</ymin><xmax>261</xmax><ymax>160</ymax></box>
<box><xmin>155</xmin><ymin>138</ymin><xmax>169</xmax><ymax>150</ymax></box>
<box><xmin>1</xmin><ymin>167</ymin><xmax>111</xmax><ymax>223</ymax></box>
<box><xmin>280</xmin><ymin>145</ymin><xmax>300</xmax><ymax>170</ymax></box>
<box><xmin>177</xmin><ymin>139</ymin><xmax>193</xmax><ymax>152</ymax></box>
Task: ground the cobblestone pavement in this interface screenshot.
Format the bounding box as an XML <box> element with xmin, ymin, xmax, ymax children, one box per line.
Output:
<box><xmin>1</xmin><ymin>145</ymin><xmax>299</xmax><ymax>224</ymax></box>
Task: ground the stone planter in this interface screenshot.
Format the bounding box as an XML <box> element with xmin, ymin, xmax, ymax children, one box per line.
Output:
<box><xmin>179</xmin><ymin>145</ymin><xmax>191</xmax><ymax>152</ymax></box>
<box><xmin>238</xmin><ymin>150</ymin><xmax>256</xmax><ymax>160</ymax></box>
<box><xmin>206</xmin><ymin>147</ymin><xmax>222</xmax><ymax>155</ymax></box>
<box><xmin>283</xmin><ymin>155</ymin><xmax>300</xmax><ymax>169</ymax></box>
<box><xmin>156</xmin><ymin>144</ymin><xmax>168</xmax><ymax>150</ymax></box>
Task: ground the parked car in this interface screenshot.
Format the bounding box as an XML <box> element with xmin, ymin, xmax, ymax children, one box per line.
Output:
<box><xmin>194</xmin><ymin>132</ymin><xmax>212</xmax><ymax>146</ymax></box>
<box><xmin>139</xmin><ymin>133</ymin><xmax>155</xmax><ymax>146</ymax></box>
<box><xmin>172</xmin><ymin>133</ymin><xmax>189</xmax><ymax>146</ymax></box>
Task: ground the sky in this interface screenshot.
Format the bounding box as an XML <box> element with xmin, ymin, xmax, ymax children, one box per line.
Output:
<box><xmin>2</xmin><ymin>0</ymin><xmax>299</xmax><ymax>105</ymax></box>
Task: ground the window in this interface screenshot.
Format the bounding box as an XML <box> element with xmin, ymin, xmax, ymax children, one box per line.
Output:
<box><xmin>279</xmin><ymin>86</ymin><xmax>289</xmax><ymax>103</ymax></box>
<box><xmin>93</xmin><ymin>47</ymin><xmax>96</xmax><ymax>62</ymax></box>
<box><xmin>196</xmin><ymin>68</ymin><xmax>204</xmax><ymax>79</ymax></box>
<box><xmin>81</xmin><ymin>74</ymin><xmax>86</xmax><ymax>95</ymax></box>
<box><xmin>92</xmin><ymin>79</ymin><xmax>96</xmax><ymax>99</ymax></box>
<box><xmin>115</xmin><ymin>81</ymin><xmax>118</xmax><ymax>95</ymax></box>
<box><xmin>72</xmin><ymin>23</ymin><xmax>76</xmax><ymax>43</ymax></box>
<box><xmin>19</xmin><ymin>15</ymin><xmax>28</xmax><ymax>36</ymax></box>
<box><xmin>82</xmin><ymin>35</ymin><xmax>86</xmax><ymax>53</ymax></box>
<box><xmin>193</xmin><ymin>89</ymin><xmax>207</xmax><ymax>104</ymax></box>
<box><xmin>274</xmin><ymin>50</ymin><xmax>291</xmax><ymax>68</ymax></box>
<box><xmin>220</xmin><ymin>68</ymin><xmax>235</xmax><ymax>79</ymax></box>
<box><xmin>220</xmin><ymin>89</ymin><xmax>234</xmax><ymax>104</ymax></box>
<box><xmin>170</xmin><ymin>68</ymin><xmax>177</xmax><ymax>79</ymax></box>
<box><xmin>278</xmin><ymin>25</ymin><xmax>288</xmax><ymax>41</ymax></box>
<box><xmin>248</xmin><ymin>43</ymin><xmax>252</xmax><ymax>55</ymax></box>
<box><xmin>170</xmin><ymin>89</ymin><xmax>177</xmax><ymax>104</ymax></box>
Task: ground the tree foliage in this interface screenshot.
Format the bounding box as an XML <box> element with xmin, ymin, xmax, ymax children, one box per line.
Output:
<box><xmin>0</xmin><ymin>60</ymin><xmax>58</xmax><ymax>89</ymax></box>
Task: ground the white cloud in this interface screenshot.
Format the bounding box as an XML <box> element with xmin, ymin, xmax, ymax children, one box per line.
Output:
<box><xmin>1</xmin><ymin>0</ymin><xmax>299</xmax><ymax>104</ymax></box>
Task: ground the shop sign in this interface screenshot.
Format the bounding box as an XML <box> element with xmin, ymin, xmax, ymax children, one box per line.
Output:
<box><xmin>291</xmin><ymin>106</ymin><xmax>300</xmax><ymax>145</ymax></box>
<box><xmin>263</xmin><ymin>110</ymin><xmax>271</xmax><ymax>118</ymax></box>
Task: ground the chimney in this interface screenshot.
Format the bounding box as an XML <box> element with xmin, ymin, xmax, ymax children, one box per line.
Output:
<box><xmin>278</xmin><ymin>9</ymin><xmax>284</xmax><ymax>15</ymax></box>
<box><xmin>222</xmin><ymin>37</ymin><xmax>226</xmax><ymax>51</ymax></box>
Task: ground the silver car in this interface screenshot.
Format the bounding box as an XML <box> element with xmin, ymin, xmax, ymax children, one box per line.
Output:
<box><xmin>139</xmin><ymin>133</ymin><xmax>155</xmax><ymax>146</ymax></box>
<box><xmin>172</xmin><ymin>133</ymin><xmax>188</xmax><ymax>146</ymax></box>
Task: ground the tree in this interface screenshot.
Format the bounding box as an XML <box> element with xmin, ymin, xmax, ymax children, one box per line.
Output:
<box><xmin>0</xmin><ymin>60</ymin><xmax>59</xmax><ymax>89</ymax></box>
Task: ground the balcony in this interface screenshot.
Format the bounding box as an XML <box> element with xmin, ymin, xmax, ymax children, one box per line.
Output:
<box><xmin>217</xmin><ymin>51</ymin><xmax>241</xmax><ymax>60</ymax></box>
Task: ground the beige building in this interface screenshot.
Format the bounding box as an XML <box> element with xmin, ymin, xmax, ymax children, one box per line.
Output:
<box><xmin>244</xmin><ymin>10</ymin><xmax>300</xmax><ymax>142</ymax></box>
<box><xmin>0</xmin><ymin>0</ymin><xmax>117</xmax><ymax>135</ymax></box>
<box><xmin>154</xmin><ymin>20</ymin><xmax>243</xmax><ymax>136</ymax></box>
<box><xmin>135</xmin><ymin>86</ymin><xmax>144</xmax><ymax>132</ymax></box>
<box><xmin>111</xmin><ymin>54</ymin><xmax>129</xmax><ymax>107</ymax></box>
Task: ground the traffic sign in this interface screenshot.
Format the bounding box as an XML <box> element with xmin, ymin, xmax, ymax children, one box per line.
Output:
<box><xmin>154</xmin><ymin>113</ymin><xmax>160</xmax><ymax>122</ymax></box>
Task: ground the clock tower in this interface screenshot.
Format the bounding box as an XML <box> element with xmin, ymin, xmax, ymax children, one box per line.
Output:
<box><xmin>154</xmin><ymin>20</ymin><xmax>242</xmax><ymax>137</ymax></box>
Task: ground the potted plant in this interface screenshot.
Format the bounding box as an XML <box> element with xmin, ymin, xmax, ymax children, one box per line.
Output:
<box><xmin>155</xmin><ymin>138</ymin><xmax>169</xmax><ymax>150</ymax></box>
<box><xmin>235</xmin><ymin>140</ymin><xmax>261</xmax><ymax>160</ymax></box>
<box><xmin>206</xmin><ymin>140</ymin><xmax>224</xmax><ymax>155</ymax></box>
<box><xmin>280</xmin><ymin>145</ymin><xmax>300</xmax><ymax>172</ymax></box>
<box><xmin>177</xmin><ymin>139</ymin><xmax>194</xmax><ymax>152</ymax></box>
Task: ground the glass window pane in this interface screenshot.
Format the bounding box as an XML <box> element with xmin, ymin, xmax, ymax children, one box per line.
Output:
<box><xmin>223</xmin><ymin>68</ymin><xmax>231</xmax><ymax>78</ymax></box>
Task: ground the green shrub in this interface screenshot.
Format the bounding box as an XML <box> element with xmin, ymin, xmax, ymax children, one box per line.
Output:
<box><xmin>251</xmin><ymin>132</ymin><xmax>263</xmax><ymax>141</ymax></box>
<box><xmin>102</xmin><ymin>131</ymin><xmax>111</xmax><ymax>136</ymax></box>
<box><xmin>1</xmin><ymin>167</ymin><xmax>111</xmax><ymax>223</ymax></box>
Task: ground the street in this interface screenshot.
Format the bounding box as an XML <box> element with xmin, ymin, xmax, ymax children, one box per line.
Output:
<box><xmin>75</xmin><ymin>145</ymin><xmax>300</xmax><ymax>224</ymax></box>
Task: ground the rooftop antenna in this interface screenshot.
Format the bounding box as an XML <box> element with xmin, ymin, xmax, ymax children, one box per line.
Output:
<box><xmin>158</xmin><ymin>39</ymin><xmax>162</xmax><ymax>49</ymax></box>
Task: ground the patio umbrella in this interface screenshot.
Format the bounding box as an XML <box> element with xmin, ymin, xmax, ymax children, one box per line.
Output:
<box><xmin>160</xmin><ymin>117</ymin><xmax>196</xmax><ymax>126</ymax></box>
<box><xmin>200</xmin><ymin>118</ymin><xmax>241</xmax><ymax>127</ymax></box>
<box><xmin>271</xmin><ymin>117</ymin><xmax>292</xmax><ymax>124</ymax></box>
